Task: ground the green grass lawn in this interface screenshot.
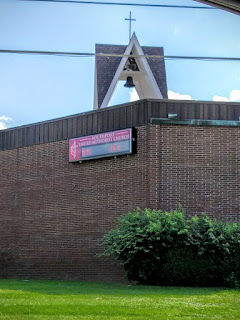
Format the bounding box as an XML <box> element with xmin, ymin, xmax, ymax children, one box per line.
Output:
<box><xmin>0</xmin><ymin>280</ymin><xmax>239</xmax><ymax>320</ymax></box>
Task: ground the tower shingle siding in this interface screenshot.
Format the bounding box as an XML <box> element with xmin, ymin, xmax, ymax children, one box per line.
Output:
<box><xmin>95</xmin><ymin>44</ymin><xmax>127</xmax><ymax>109</ymax></box>
<box><xmin>142</xmin><ymin>46</ymin><xmax>168</xmax><ymax>98</ymax></box>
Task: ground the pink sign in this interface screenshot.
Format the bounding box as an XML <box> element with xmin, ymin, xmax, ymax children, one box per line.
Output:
<box><xmin>69</xmin><ymin>128</ymin><xmax>132</xmax><ymax>162</ymax></box>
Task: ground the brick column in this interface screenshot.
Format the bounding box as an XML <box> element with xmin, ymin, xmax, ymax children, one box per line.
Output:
<box><xmin>147</xmin><ymin>124</ymin><xmax>161</xmax><ymax>209</ymax></box>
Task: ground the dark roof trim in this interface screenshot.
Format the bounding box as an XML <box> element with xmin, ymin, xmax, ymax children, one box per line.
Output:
<box><xmin>2</xmin><ymin>98</ymin><xmax>240</xmax><ymax>133</ymax></box>
<box><xmin>2</xmin><ymin>99</ymin><xmax>240</xmax><ymax>151</ymax></box>
<box><xmin>194</xmin><ymin>0</ymin><xmax>240</xmax><ymax>15</ymax></box>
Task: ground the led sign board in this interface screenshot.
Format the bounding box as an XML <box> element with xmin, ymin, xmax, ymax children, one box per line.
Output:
<box><xmin>69</xmin><ymin>128</ymin><xmax>133</xmax><ymax>162</ymax></box>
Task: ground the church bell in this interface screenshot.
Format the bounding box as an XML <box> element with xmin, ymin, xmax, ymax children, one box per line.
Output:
<box><xmin>124</xmin><ymin>76</ymin><xmax>135</xmax><ymax>88</ymax></box>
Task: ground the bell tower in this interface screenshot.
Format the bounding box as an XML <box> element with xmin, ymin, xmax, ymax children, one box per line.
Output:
<box><xmin>94</xmin><ymin>33</ymin><xmax>168</xmax><ymax>110</ymax></box>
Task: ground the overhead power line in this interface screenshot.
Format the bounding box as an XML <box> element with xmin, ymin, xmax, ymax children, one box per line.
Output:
<box><xmin>0</xmin><ymin>49</ymin><xmax>239</xmax><ymax>62</ymax></box>
<box><xmin>18</xmin><ymin>0</ymin><xmax>217</xmax><ymax>9</ymax></box>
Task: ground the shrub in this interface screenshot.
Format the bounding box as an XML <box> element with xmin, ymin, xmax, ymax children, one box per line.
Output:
<box><xmin>103</xmin><ymin>208</ymin><xmax>240</xmax><ymax>287</ymax></box>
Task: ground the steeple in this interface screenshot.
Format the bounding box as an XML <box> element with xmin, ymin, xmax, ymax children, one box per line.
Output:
<box><xmin>94</xmin><ymin>33</ymin><xmax>167</xmax><ymax>109</ymax></box>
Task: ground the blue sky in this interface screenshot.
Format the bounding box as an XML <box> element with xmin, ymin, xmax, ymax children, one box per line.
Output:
<box><xmin>0</xmin><ymin>0</ymin><xmax>240</xmax><ymax>129</ymax></box>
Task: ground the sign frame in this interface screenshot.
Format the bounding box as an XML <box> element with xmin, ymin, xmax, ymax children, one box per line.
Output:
<box><xmin>69</xmin><ymin>128</ymin><xmax>135</xmax><ymax>163</ymax></box>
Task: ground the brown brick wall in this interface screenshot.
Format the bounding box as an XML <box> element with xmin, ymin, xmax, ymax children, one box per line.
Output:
<box><xmin>157</xmin><ymin>124</ymin><xmax>240</xmax><ymax>222</ymax></box>
<box><xmin>0</xmin><ymin>126</ymin><xmax>152</xmax><ymax>281</ymax></box>
<box><xmin>0</xmin><ymin>123</ymin><xmax>240</xmax><ymax>281</ymax></box>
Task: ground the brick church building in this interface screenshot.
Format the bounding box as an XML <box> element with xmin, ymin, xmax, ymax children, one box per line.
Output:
<box><xmin>1</xmin><ymin>33</ymin><xmax>240</xmax><ymax>282</ymax></box>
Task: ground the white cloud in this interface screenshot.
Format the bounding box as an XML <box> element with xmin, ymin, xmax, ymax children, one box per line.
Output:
<box><xmin>213</xmin><ymin>89</ymin><xmax>240</xmax><ymax>102</ymax></box>
<box><xmin>213</xmin><ymin>96</ymin><xmax>230</xmax><ymax>102</ymax></box>
<box><xmin>0</xmin><ymin>122</ymin><xmax>7</xmax><ymax>130</ymax></box>
<box><xmin>168</xmin><ymin>90</ymin><xmax>192</xmax><ymax>100</ymax></box>
<box><xmin>0</xmin><ymin>115</ymin><xmax>12</xmax><ymax>122</ymax></box>
<box><xmin>0</xmin><ymin>115</ymin><xmax>13</xmax><ymax>130</ymax></box>
<box><xmin>230</xmin><ymin>89</ymin><xmax>240</xmax><ymax>102</ymax></box>
<box><xmin>129</xmin><ymin>88</ymin><xmax>139</xmax><ymax>102</ymax></box>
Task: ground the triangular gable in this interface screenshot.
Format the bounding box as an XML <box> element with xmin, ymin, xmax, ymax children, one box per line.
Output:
<box><xmin>94</xmin><ymin>34</ymin><xmax>166</xmax><ymax>109</ymax></box>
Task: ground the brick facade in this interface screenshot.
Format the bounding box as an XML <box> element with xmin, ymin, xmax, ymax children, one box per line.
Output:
<box><xmin>0</xmin><ymin>122</ymin><xmax>240</xmax><ymax>281</ymax></box>
<box><xmin>157</xmin><ymin>124</ymin><xmax>240</xmax><ymax>221</ymax></box>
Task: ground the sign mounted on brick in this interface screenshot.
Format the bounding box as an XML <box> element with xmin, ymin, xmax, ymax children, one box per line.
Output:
<box><xmin>69</xmin><ymin>128</ymin><xmax>134</xmax><ymax>162</ymax></box>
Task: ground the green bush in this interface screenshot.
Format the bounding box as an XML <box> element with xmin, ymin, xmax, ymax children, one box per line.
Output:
<box><xmin>103</xmin><ymin>208</ymin><xmax>240</xmax><ymax>287</ymax></box>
